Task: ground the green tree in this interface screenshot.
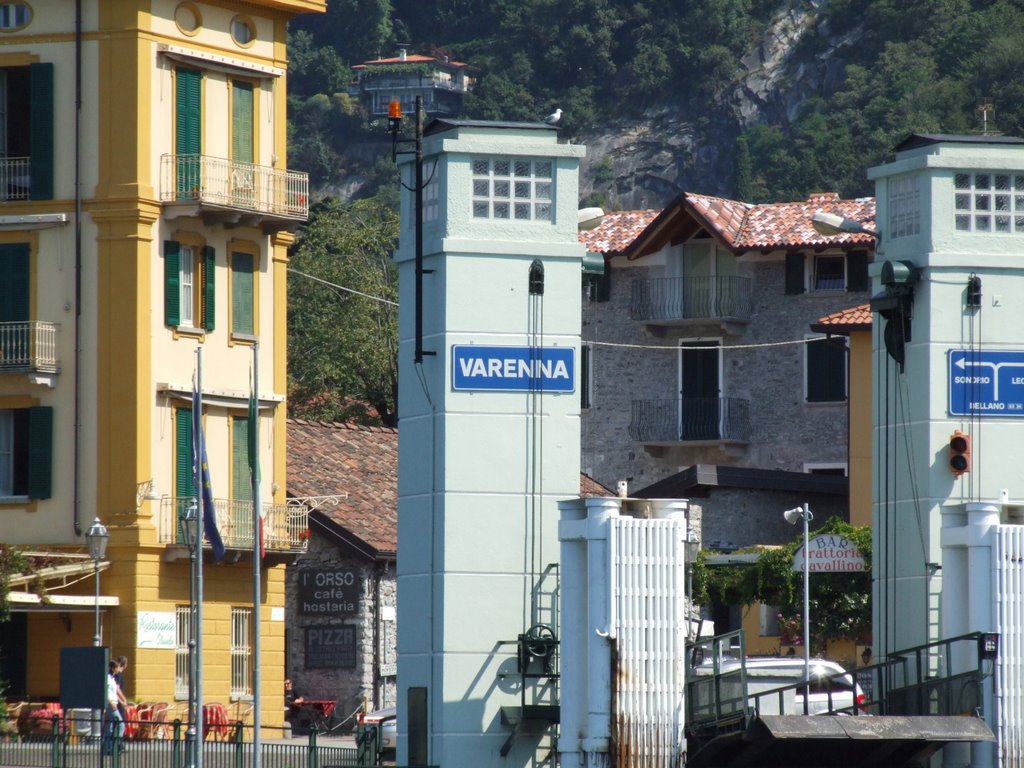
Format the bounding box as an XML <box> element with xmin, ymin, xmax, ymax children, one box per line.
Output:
<box><xmin>288</xmin><ymin>198</ymin><xmax>400</xmax><ymax>426</ymax></box>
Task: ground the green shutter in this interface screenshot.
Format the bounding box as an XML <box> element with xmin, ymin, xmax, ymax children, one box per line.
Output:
<box><xmin>231</xmin><ymin>252</ymin><xmax>253</xmax><ymax>335</ymax></box>
<box><xmin>29</xmin><ymin>63</ymin><xmax>54</xmax><ymax>201</ymax></box>
<box><xmin>175</xmin><ymin>68</ymin><xmax>202</xmax><ymax>198</ymax></box>
<box><xmin>165</xmin><ymin>240</ymin><xmax>181</xmax><ymax>327</ymax></box>
<box><xmin>847</xmin><ymin>251</ymin><xmax>869</xmax><ymax>292</ymax></box>
<box><xmin>175</xmin><ymin>408</ymin><xmax>195</xmax><ymax>499</ymax></box>
<box><xmin>231</xmin><ymin>81</ymin><xmax>254</xmax><ymax>164</ymax></box>
<box><xmin>785</xmin><ymin>252</ymin><xmax>805</xmax><ymax>295</ymax></box>
<box><xmin>232</xmin><ymin>417</ymin><xmax>251</xmax><ymax>502</ymax></box>
<box><xmin>203</xmin><ymin>246</ymin><xmax>216</xmax><ymax>331</ymax></box>
<box><xmin>26</xmin><ymin>406</ymin><xmax>52</xmax><ymax>500</ymax></box>
<box><xmin>580</xmin><ymin>345</ymin><xmax>591</xmax><ymax>409</ymax></box>
<box><xmin>0</xmin><ymin>243</ymin><xmax>30</xmax><ymax>323</ymax></box>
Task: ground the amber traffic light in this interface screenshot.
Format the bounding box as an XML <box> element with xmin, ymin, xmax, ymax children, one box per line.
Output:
<box><xmin>949</xmin><ymin>430</ymin><xmax>971</xmax><ymax>476</ymax></box>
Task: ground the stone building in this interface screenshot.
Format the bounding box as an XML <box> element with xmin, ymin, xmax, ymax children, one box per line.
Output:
<box><xmin>285</xmin><ymin>420</ymin><xmax>399</xmax><ymax>730</ymax></box>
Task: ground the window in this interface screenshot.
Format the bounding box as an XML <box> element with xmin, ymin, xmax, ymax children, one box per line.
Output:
<box><xmin>0</xmin><ymin>62</ymin><xmax>52</xmax><ymax>201</ymax></box>
<box><xmin>231</xmin><ymin>16</ymin><xmax>255</xmax><ymax>46</ymax></box>
<box><xmin>229</xmin><ymin>249</ymin><xmax>255</xmax><ymax>338</ymax></box>
<box><xmin>954</xmin><ymin>172</ymin><xmax>1024</xmax><ymax>233</ymax></box>
<box><xmin>175</xmin><ymin>605</ymin><xmax>191</xmax><ymax>699</ymax></box>
<box><xmin>0</xmin><ymin>406</ymin><xmax>51</xmax><ymax>499</ymax></box>
<box><xmin>580</xmin><ymin>344</ymin><xmax>592</xmax><ymax>409</ymax></box>
<box><xmin>174</xmin><ymin>407</ymin><xmax>196</xmax><ymax>529</ymax></box>
<box><xmin>173</xmin><ymin>3</ymin><xmax>200</xmax><ymax>35</ymax></box>
<box><xmin>806</xmin><ymin>335</ymin><xmax>847</xmax><ymax>403</ymax></box>
<box><xmin>785</xmin><ymin>251</ymin><xmax>868</xmax><ymax>294</ymax></box>
<box><xmin>230</xmin><ymin>607</ymin><xmax>252</xmax><ymax>699</ymax></box>
<box><xmin>165</xmin><ymin>240</ymin><xmax>214</xmax><ymax>331</ymax></box>
<box><xmin>175</xmin><ymin>67</ymin><xmax>201</xmax><ymax>199</ymax></box>
<box><xmin>0</xmin><ymin>3</ymin><xmax>30</xmax><ymax>30</ymax></box>
<box><xmin>812</xmin><ymin>255</ymin><xmax>845</xmax><ymax>291</ymax></box>
<box><xmin>889</xmin><ymin>175</ymin><xmax>920</xmax><ymax>238</ymax></box>
<box><xmin>471</xmin><ymin>157</ymin><xmax>552</xmax><ymax>221</ymax></box>
<box><xmin>759</xmin><ymin>604</ymin><xmax>780</xmax><ymax>637</ymax></box>
<box><xmin>231</xmin><ymin>415</ymin><xmax>252</xmax><ymax>502</ymax></box>
<box><xmin>0</xmin><ymin>242</ymin><xmax>29</xmax><ymax>323</ymax></box>
<box><xmin>805</xmin><ymin>463</ymin><xmax>848</xmax><ymax>476</ymax></box>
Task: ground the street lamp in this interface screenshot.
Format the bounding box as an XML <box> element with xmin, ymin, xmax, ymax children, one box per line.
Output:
<box><xmin>784</xmin><ymin>503</ymin><xmax>813</xmax><ymax>688</ymax></box>
<box><xmin>811</xmin><ymin>210</ymin><xmax>880</xmax><ymax>241</ymax></box>
<box><xmin>684</xmin><ymin>523</ymin><xmax>700</xmax><ymax>640</ymax></box>
<box><xmin>85</xmin><ymin>517</ymin><xmax>109</xmax><ymax>647</ymax></box>
<box><xmin>180</xmin><ymin>500</ymin><xmax>199</xmax><ymax>768</ymax></box>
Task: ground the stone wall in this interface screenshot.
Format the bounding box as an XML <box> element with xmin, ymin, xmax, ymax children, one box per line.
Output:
<box><xmin>285</xmin><ymin>535</ymin><xmax>397</xmax><ymax>731</ymax></box>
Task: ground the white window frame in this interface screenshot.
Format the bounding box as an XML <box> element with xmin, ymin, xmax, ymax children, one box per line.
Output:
<box><xmin>808</xmin><ymin>254</ymin><xmax>846</xmax><ymax>292</ymax></box>
<box><xmin>471</xmin><ymin>157</ymin><xmax>553</xmax><ymax>222</ymax></box>
<box><xmin>804</xmin><ymin>334</ymin><xmax>848</xmax><ymax>404</ymax></box>
<box><xmin>230</xmin><ymin>607</ymin><xmax>252</xmax><ymax>700</ymax></box>
<box><xmin>175</xmin><ymin>605</ymin><xmax>192</xmax><ymax>700</ymax></box>
<box><xmin>889</xmin><ymin>174</ymin><xmax>920</xmax><ymax>238</ymax></box>
<box><xmin>180</xmin><ymin>245</ymin><xmax>195</xmax><ymax>327</ymax></box>
<box><xmin>954</xmin><ymin>171</ymin><xmax>1024</xmax><ymax>233</ymax></box>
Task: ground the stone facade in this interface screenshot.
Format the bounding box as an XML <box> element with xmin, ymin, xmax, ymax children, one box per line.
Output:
<box><xmin>285</xmin><ymin>534</ymin><xmax>397</xmax><ymax>730</ymax></box>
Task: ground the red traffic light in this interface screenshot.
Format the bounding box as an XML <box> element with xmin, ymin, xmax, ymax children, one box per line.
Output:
<box><xmin>949</xmin><ymin>430</ymin><xmax>971</xmax><ymax>476</ymax></box>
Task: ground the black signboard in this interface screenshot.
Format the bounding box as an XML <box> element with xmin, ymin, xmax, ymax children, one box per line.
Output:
<box><xmin>305</xmin><ymin>626</ymin><xmax>357</xmax><ymax>669</ymax></box>
<box><xmin>298</xmin><ymin>568</ymin><xmax>361</xmax><ymax>616</ymax></box>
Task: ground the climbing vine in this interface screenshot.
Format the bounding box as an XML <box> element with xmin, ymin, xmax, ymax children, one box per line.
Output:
<box><xmin>0</xmin><ymin>544</ymin><xmax>28</xmax><ymax>622</ymax></box>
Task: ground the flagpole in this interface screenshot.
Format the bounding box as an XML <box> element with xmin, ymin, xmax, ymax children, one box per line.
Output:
<box><xmin>251</xmin><ymin>343</ymin><xmax>262</xmax><ymax>767</ymax></box>
<box><xmin>195</xmin><ymin>347</ymin><xmax>205</xmax><ymax>768</ymax></box>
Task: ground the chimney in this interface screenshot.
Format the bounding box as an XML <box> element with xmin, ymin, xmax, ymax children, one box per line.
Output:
<box><xmin>399</xmin><ymin>48</ymin><xmax>407</xmax><ymax>62</ymax></box>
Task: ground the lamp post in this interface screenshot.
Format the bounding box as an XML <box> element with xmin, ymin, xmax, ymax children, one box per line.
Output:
<box><xmin>85</xmin><ymin>517</ymin><xmax>109</xmax><ymax>647</ymax></box>
<box><xmin>684</xmin><ymin>523</ymin><xmax>700</xmax><ymax>640</ymax></box>
<box><xmin>180</xmin><ymin>499</ymin><xmax>199</xmax><ymax>768</ymax></box>
<box><xmin>784</xmin><ymin>503</ymin><xmax>813</xmax><ymax>686</ymax></box>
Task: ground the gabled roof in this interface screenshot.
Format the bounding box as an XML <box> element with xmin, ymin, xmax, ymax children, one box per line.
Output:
<box><xmin>616</xmin><ymin>192</ymin><xmax>876</xmax><ymax>260</ymax></box>
<box><xmin>353</xmin><ymin>53</ymin><xmax>478</xmax><ymax>73</ymax></box>
<box><xmin>811</xmin><ymin>303</ymin><xmax>872</xmax><ymax>335</ymax></box>
<box><xmin>287</xmin><ymin>419</ymin><xmax>613</xmax><ymax>561</ymax></box>
<box><xmin>578</xmin><ymin>210</ymin><xmax>660</xmax><ymax>257</ymax></box>
<box><xmin>634</xmin><ymin>464</ymin><xmax>847</xmax><ymax>499</ymax></box>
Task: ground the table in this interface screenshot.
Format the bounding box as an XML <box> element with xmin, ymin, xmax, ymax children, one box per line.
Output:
<box><xmin>288</xmin><ymin>700</ymin><xmax>337</xmax><ymax>734</ymax></box>
<box><xmin>203</xmin><ymin>703</ymin><xmax>230</xmax><ymax>741</ymax></box>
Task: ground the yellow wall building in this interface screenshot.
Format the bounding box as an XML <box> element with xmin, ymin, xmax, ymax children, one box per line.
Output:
<box><xmin>0</xmin><ymin>0</ymin><xmax>323</xmax><ymax>731</ymax></box>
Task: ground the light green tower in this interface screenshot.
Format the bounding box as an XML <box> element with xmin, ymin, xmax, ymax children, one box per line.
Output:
<box><xmin>394</xmin><ymin>118</ymin><xmax>586</xmax><ymax>766</ymax></box>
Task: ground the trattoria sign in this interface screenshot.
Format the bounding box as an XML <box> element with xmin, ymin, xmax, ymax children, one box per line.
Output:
<box><xmin>792</xmin><ymin>534</ymin><xmax>866</xmax><ymax>572</ymax></box>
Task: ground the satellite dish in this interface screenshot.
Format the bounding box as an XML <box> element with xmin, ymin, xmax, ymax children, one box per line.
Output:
<box><xmin>577</xmin><ymin>207</ymin><xmax>605</xmax><ymax>231</ymax></box>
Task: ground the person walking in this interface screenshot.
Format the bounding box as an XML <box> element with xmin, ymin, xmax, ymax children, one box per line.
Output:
<box><xmin>102</xmin><ymin>661</ymin><xmax>125</xmax><ymax>754</ymax></box>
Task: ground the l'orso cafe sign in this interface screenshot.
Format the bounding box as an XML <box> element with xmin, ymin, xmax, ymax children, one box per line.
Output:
<box><xmin>298</xmin><ymin>568</ymin><xmax>361</xmax><ymax>616</ymax></box>
<box><xmin>792</xmin><ymin>534</ymin><xmax>866</xmax><ymax>572</ymax></box>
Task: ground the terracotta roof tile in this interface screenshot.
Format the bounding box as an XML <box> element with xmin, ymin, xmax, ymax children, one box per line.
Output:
<box><xmin>814</xmin><ymin>303</ymin><xmax>873</xmax><ymax>331</ymax></box>
<box><xmin>732</xmin><ymin>194</ymin><xmax>876</xmax><ymax>250</ymax></box>
<box><xmin>579</xmin><ymin>210</ymin><xmax>659</xmax><ymax>256</ymax></box>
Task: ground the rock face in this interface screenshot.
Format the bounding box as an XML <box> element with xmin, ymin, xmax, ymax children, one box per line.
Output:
<box><xmin>578</xmin><ymin>1</ymin><xmax>849</xmax><ymax>210</ymax></box>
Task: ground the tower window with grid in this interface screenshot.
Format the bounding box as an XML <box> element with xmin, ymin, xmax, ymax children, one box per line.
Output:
<box><xmin>471</xmin><ymin>157</ymin><xmax>553</xmax><ymax>221</ymax></box>
<box><xmin>954</xmin><ymin>172</ymin><xmax>1024</xmax><ymax>233</ymax></box>
<box><xmin>889</xmin><ymin>175</ymin><xmax>920</xmax><ymax>238</ymax></box>
<box><xmin>175</xmin><ymin>605</ymin><xmax>192</xmax><ymax>699</ymax></box>
<box><xmin>230</xmin><ymin>607</ymin><xmax>252</xmax><ymax>699</ymax></box>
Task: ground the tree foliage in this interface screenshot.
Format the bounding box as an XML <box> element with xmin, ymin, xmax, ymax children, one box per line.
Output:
<box><xmin>288</xmin><ymin>198</ymin><xmax>399</xmax><ymax>426</ymax></box>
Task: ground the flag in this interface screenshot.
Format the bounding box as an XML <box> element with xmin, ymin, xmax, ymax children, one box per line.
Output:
<box><xmin>193</xmin><ymin>379</ymin><xmax>226</xmax><ymax>562</ymax></box>
<box><xmin>248</xmin><ymin>371</ymin><xmax>264</xmax><ymax>560</ymax></box>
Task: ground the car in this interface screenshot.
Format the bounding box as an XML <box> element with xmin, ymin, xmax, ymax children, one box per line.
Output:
<box><xmin>361</xmin><ymin>706</ymin><xmax>396</xmax><ymax>753</ymax></box>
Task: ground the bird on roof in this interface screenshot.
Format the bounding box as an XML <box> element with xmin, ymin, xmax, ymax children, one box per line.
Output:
<box><xmin>544</xmin><ymin>108</ymin><xmax>562</xmax><ymax>125</ymax></box>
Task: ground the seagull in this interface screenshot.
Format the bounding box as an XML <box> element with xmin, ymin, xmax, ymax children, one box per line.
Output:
<box><xmin>544</xmin><ymin>108</ymin><xmax>562</xmax><ymax>125</ymax></box>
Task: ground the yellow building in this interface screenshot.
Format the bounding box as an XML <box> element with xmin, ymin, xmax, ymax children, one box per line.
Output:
<box><xmin>0</xmin><ymin>0</ymin><xmax>323</xmax><ymax>731</ymax></box>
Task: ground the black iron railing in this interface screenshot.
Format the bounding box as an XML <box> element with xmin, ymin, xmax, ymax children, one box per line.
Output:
<box><xmin>628</xmin><ymin>398</ymin><xmax>750</xmax><ymax>443</ymax></box>
<box><xmin>630</xmin><ymin>276</ymin><xmax>752</xmax><ymax>324</ymax></box>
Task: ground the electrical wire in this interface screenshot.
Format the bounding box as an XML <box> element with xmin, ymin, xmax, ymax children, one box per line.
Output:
<box><xmin>288</xmin><ymin>268</ymin><xmax>399</xmax><ymax>306</ymax></box>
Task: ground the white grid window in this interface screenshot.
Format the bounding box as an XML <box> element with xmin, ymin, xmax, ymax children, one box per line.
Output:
<box><xmin>175</xmin><ymin>605</ymin><xmax>192</xmax><ymax>699</ymax></box>
<box><xmin>230</xmin><ymin>607</ymin><xmax>252</xmax><ymax>699</ymax></box>
<box><xmin>889</xmin><ymin>175</ymin><xmax>920</xmax><ymax>238</ymax></box>
<box><xmin>954</xmin><ymin>172</ymin><xmax>1024</xmax><ymax>233</ymax></box>
<box><xmin>471</xmin><ymin>157</ymin><xmax>553</xmax><ymax>221</ymax></box>
<box><xmin>180</xmin><ymin>245</ymin><xmax>195</xmax><ymax>327</ymax></box>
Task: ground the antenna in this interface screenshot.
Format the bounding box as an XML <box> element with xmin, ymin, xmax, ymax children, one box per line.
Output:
<box><xmin>977</xmin><ymin>97</ymin><xmax>995</xmax><ymax>135</ymax></box>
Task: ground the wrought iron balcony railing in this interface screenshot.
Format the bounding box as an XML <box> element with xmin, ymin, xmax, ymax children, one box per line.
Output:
<box><xmin>0</xmin><ymin>156</ymin><xmax>31</xmax><ymax>201</ymax></box>
<box><xmin>628</xmin><ymin>398</ymin><xmax>750</xmax><ymax>444</ymax></box>
<box><xmin>158</xmin><ymin>496</ymin><xmax>309</xmax><ymax>553</ymax></box>
<box><xmin>0</xmin><ymin>321</ymin><xmax>60</xmax><ymax>373</ymax></box>
<box><xmin>159</xmin><ymin>154</ymin><xmax>309</xmax><ymax>221</ymax></box>
<box><xmin>630</xmin><ymin>276</ymin><xmax>753</xmax><ymax>325</ymax></box>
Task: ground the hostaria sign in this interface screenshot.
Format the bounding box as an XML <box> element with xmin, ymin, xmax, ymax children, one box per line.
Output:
<box><xmin>792</xmin><ymin>534</ymin><xmax>866</xmax><ymax>572</ymax></box>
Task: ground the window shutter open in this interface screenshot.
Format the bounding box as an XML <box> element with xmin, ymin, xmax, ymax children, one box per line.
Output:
<box><xmin>785</xmin><ymin>252</ymin><xmax>805</xmax><ymax>295</ymax></box>
<box><xmin>27</xmin><ymin>406</ymin><xmax>52</xmax><ymax>499</ymax></box>
<box><xmin>165</xmin><ymin>240</ymin><xmax>181</xmax><ymax>327</ymax></box>
<box><xmin>847</xmin><ymin>251</ymin><xmax>869</xmax><ymax>292</ymax></box>
<box><xmin>29</xmin><ymin>62</ymin><xmax>54</xmax><ymax>201</ymax></box>
<box><xmin>203</xmin><ymin>246</ymin><xmax>216</xmax><ymax>331</ymax></box>
<box><xmin>175</xmin><ymin>408</ymin><xmax>195</xmax><ymax>500</ymax></box>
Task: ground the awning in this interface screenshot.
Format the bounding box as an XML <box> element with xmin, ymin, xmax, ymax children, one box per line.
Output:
<box><xmin>9</xmin><ymin>592</ymin><xmax>119</xmax><ymax>613</ymax></box>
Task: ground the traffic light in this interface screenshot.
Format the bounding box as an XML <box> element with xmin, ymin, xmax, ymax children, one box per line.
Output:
<box><xmin>949</xmin><ymin>430</ymin><xmax>971</xmax><ymax>476</ymax></box>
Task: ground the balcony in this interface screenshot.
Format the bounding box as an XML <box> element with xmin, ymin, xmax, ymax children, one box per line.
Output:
<box><xmin>629</xmin><ymin>398</ymin><xmax>750</xmax><ymax>448</ymax></box>
<box><xmin>158</xmin><ymin>496</ymin><xmax>309</xmax><ymax>556</ymax></box>
<box><xmin>159</xmin><ymin>154</ymin><xmax>309</xmax><ymax>231</ymax></box>
<box><xmin>0</xmin><ymin>321</ymin><xmax>60</xmax><ymax>374</ymax></box>
<box><xmin>630</xmin><ymin>276</ymin><xmax>752</xmax><ymax>333</ymax></box>
<box><xmin>0</xmin><ymin>156</ymin><xmax>31</xmax><ymax>201</ymax></box>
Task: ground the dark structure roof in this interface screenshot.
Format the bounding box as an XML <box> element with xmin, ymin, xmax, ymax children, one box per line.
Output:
<box><xmin>425</xmin><ymin>118</ymin><xmax>558</xmax><ymax>135</ymax></box>
<box><xmin>893</xmin><ymin>133</ymin><xmax>1024</xmax><ymax>151</ymax></box>
<box><xmin>635</xmin><ymin>464</ymin><xmax>847</xmax><ymax>500</ymax></box>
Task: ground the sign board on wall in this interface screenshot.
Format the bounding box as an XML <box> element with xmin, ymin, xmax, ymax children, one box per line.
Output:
<box><xmin>792</xmin><ymin>534</ymin><xmax>866</xmax><ymax>572</ymax></box>
<box><xmin>136</xmin><ymin>611</ymin><xmax>176</xmax><ymax>649</ymax></box>
<box><xmin>452</xmin><ymin>345</ymin><xmax>575</xmax><ymax>392</ymax></box>
<box><xmin>305</xmin><ymin>626</ymin><xmax>356</xmax><ymax>669</ymax></box>
<box><xmin>298</xmin><ymin>568</ymin><xmax>360</xmax><ymax>616</ymax></box>
<box><xmin>949</xmin><ymin>349</ymin><xmax>1024</xmax><ymax>416</ymax></box>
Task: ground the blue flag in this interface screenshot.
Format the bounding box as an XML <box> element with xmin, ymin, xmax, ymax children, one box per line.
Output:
<box><xmin>193</xmin><ymin>381</ymin><xmax>225</xmax><ymax>561</ymax></box>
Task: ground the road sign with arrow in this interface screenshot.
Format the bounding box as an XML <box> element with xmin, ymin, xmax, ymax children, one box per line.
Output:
<box><xmin>949</xmin><ymin>349</ymin><xmax>1024</xmax><ymax>417</ymax></box>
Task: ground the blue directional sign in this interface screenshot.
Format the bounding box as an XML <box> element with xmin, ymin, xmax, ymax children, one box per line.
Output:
<box><xmin>452</xmin><ymin>345</ymin><xmax>575</xmax><ymax>392</ymax></box>
<box><xmin>949</xmin><ymin>349</ymin><xmax>1024</xmax><ymax>417</ymax></box>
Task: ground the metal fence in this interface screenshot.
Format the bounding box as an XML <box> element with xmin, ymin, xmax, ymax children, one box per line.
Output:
<box><xmin>0</xmin><ymin>321</ymin><xmax>60</xmax><ymax>373</ymax></box>
<box><xmin>628</xmin><ymin>398</ymin><xmax>750</xmax><ymax>443</ymax></box>
<box><xmin>630</xmin><ymin>276</ymin><xmax>753</xmax><ymax>323</ymax></box>
<box><xmin>157</xmin><ymin>497</ymin><xmax>309</xmax><ymax>553</ymax></box>
<box><xmin>0</xmin><ymin>718</ymin><xmax>358</xmax><ymax>768</ymax></box>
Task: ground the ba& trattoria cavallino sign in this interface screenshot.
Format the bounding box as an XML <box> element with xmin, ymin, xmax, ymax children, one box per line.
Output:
<box><xmin>792</xmin><ymin>534</ymin><xmax>866</xmax><ymax>572</ymax></box>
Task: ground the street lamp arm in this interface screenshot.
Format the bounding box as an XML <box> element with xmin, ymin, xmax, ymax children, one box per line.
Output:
<box><xmin>811</xmin><ymin>210</ymin><xmax>880</xmax><ymax>241</ymax></box>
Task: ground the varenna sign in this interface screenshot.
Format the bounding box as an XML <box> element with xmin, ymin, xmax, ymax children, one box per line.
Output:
<box><xmin>452</xmin><ymin>345</ymin><xmax>575</xmax><ymax>392</ymax></box>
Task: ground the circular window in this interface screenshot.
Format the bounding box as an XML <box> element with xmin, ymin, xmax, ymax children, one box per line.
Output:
<box><xmin>0</xmin><ymin>3</ymin><xmax>32</xmax><ymax>31</ymax></box>
<box><xmin>174</xmin><ymin>3</ymin><xmax>201</xmax><ymax>35</ymax></box>
<box><xmin>231</xmin><ymin>15</ymin><xmax>255</xmax><ymax>47</ymax></box>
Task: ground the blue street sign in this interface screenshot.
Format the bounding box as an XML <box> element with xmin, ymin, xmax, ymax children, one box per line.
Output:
<box><xmin>452</xmin><ymin>345</ymin><xmax>575</xmax><ymax>392</ymax></box>
<box><xmin>949</xmin><ymin>349</ymin><xmax>1024</xmax><ymax>416</ymax></box>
